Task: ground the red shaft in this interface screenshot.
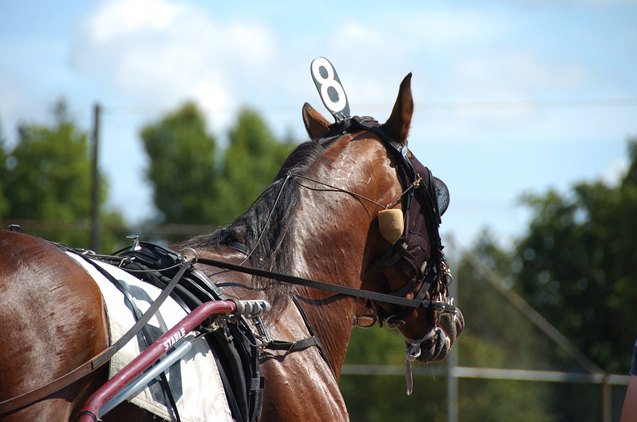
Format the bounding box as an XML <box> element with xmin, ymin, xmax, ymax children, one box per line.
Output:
<box><xmin>78</xmin><ymin>300</ymin><xmax>237</xmax><ymax>421</ymax></box>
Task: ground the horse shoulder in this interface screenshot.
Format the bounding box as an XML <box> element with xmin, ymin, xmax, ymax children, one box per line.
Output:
<box><xmin>259</xmin><ymin>303</ymin><xmax>349</xmax><ymax>422</ymax></box>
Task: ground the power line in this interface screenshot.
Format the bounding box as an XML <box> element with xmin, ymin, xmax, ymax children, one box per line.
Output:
<box><xmin>416</xmin><ymin>97</ymin><xmax>637</xmax><ymax>111</ymax></box>
<box><xmin>100</xmin><ymin>97</ymin><xmax>637</xmax><ymax>116</ymax></box>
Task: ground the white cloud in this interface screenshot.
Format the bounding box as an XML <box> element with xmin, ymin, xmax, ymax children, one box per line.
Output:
<box><xmin>600</xmin><ymin>158</ymin><xmax>628</xmax><ymax>186</ymax></box>
<box><xmin>72</xmin><ymin>0</ymin><xmax>279</xmax><ymax>130</ymax></box>
<box><xmin>90</xmin><ymin>0</ymin><xmax>186</xmax><ymax>42</ymax></box>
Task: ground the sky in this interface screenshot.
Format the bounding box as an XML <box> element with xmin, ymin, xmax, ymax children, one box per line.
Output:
<box><xmin>1</xmin><ymin>0</ymin><xmax>636</xmax><ymax>248</ymax></box>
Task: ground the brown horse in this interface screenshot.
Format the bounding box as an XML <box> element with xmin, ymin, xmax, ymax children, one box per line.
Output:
<box><xmin>0</xmin><ymin>73</ymin><xmax>463</xmax><ymax>421</ymax></box>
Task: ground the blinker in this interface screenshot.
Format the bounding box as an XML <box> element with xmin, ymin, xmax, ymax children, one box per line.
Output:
<box><xmin>433</xmin><ymin>177</ymin><xmax>450</xmax><ymax>216</ymax></box>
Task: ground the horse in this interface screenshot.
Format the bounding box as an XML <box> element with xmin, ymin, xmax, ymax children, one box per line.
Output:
<box><xmin>0</xmin><ymin>73</ymin><xmax>463</xmax><ymax>421</ymax></box>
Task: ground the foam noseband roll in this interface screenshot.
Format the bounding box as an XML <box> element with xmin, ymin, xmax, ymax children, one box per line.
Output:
<box><xmin>378</xmin><ymin>208</ymin><xmax>404</xmax><ymax>244</ymax></box>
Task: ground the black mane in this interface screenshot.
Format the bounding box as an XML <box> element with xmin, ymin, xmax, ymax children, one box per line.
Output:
<box><xmin>182</xmin><ymin>141</ymin><xmax>325</xmax><ymax>303</ymax></box>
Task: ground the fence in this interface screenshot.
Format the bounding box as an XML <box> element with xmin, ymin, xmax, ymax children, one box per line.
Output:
<box><xmin>339</xmin><ymin>236</ymin><xmax>630</xmax><ymax>421</ymax></box>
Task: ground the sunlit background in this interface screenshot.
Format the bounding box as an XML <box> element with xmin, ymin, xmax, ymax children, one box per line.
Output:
<box><xmin>1</xmin><ymin>2</ymin><xmax>636</xmax><ymax>420</ymax></box>
<box><xmin>2</xmin><ymin>0</ymin><xmax>635</xmax><ymax>247</ymax></box>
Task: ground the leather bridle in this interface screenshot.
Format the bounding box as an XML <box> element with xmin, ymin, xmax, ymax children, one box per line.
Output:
<box><xmin>321</xmin><ymin>116</ymin><xmax>457</xmax><ymax>326</ymax></box>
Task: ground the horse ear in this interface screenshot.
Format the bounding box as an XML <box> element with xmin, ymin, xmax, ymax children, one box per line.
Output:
<box><xmin>382</xmin><ymin>73</ymin><xmax>414</xmax><ymax>145</ymax></box>
<box><xmin>302</xmin><ymin>102</ymin><xmax>331</xmax><ymax>142</ymax></box>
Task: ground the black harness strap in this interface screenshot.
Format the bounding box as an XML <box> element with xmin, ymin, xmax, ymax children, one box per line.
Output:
<box><xmin>264</xmin><ymin>337</ymin><xmax>321</xmax><ymax>353</ymax></box>
<box><xmin>195</xmin><ymin>257</ymin><xmax>456</xmax><ymax>314</ymax></box>
<box><xmin>260</xmin><ymin>296</ymin><xmax>327</xmax><ymax>364</ymax></box>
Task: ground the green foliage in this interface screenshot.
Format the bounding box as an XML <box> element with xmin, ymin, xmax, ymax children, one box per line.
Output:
<box><xmin>7</xmin><ymin>105</ymin><xmax>91</xmax><ymax>220</ymax></box>
<box><xmin>341</xmin><ymin>326</ymin><xmax>447</xmax><ymax>422</ymax></box>
<box><xmin>459</xmin><ymin>379</ymin><xmax>557</xmax><ymax>422</ymax></box>
<box><xmin>453</xmin><ymin>233</ymin><xmax>558</xmax><ymax>420</ymax></box>
<box><xmin>141</xmin><ymin>102</ymin><xmax>220</xmax><ymax>226</ymax></box>
<box><xmin>514</xmin><ymin>137</ymin><xmax>637</xmax><ymax>373</ymax></box>
<box><xmin>345</xmin><ymin>325</ymin><xmax>407</xmax><ymax>365</ymax></box>
<box><xmin>141</xmin><ymin>104</ymin><xmax>296</xmax><ymax>232</ymax></box>
<box><xmin>217</xmin><ymin>108</ymin><xmax>295</xmax><ymax>219</ymax></box>
<box><xmin>341</xmin><ymin>372</ymin><xmax>447</xmax><ymax>422</ymax></box>
<box><xmin>1</xmin><ymin>100</ymin><xmax>126</xmax><ymax>251</ymax></box>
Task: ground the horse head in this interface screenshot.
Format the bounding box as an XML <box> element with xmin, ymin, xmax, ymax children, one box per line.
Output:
<box><xmin>301</xmin><ymin>73</ymin><xmax>464</xmax><ymax>372</ymax></box>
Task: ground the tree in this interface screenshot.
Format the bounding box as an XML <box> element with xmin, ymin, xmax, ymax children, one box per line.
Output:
<box><xmin>141</xmin><ymin>104</ymin><xmax>297</xmax><ymax>234</ymax></box>
<box><xmin>2</xmin><ymin>100</ymin><xmax>126</xmax><ymax>250</ymax></box>
<box><xmin>141</xmin><ymin>102</ymin><xmax>220</xmax><ymax>227</ymax></box>
<box><xmin>514</xmin><ymin>138</ymin><xmax>637</xmax><ymax>374</ymax></box>
<box><xmin>216</xmin><ymin>108</ymin><xmax>295</xmax><ymax>219</ymax></box>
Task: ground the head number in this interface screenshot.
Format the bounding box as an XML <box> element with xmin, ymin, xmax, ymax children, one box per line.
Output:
<box><xmin>310</xmin><ymin>57</ymin><xmax>350</xmax><ymax>121</ymax></box>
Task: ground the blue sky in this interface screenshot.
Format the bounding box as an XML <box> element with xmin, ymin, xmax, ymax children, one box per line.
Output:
<box><xmin>1</xmin><ymin>0</ymin><xmax>636</xmax><ymax>247</ymax></box>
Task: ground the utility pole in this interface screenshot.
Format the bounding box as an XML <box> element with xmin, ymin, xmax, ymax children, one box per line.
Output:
<box><xmin>447</xmin><ymin>268</ymin><xmax>459</xmax><ymax>422</ymax></box>
<box><xmin>90</xmin><ymin>103</ymin><xmax>101</xmax><ymax>252</ymax></box>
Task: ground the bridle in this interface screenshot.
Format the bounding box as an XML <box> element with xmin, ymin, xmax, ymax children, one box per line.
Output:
<box><xmin>320</xmin><ymin>116</ymin><xmax>456</xmax><ymax>325</ymax></box>
<box><xmin>325</xmin><ymin>115</ymin><xmax>459</xmax><ymax>396</ymax></box>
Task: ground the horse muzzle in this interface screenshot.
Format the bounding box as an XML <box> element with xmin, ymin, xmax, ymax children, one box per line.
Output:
<box><xmin>406</xmin><ymin>307</ymin><xmax>464</xmax><ymax>363</ymax></box>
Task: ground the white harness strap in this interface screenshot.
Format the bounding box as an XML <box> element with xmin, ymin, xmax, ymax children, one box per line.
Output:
<box><xmin>67</xmin><ymin>252</ymin><xmax>233</xmax><ymax>422</ymax></box>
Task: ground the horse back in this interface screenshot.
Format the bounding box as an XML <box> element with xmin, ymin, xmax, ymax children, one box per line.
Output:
<box><xmin>0</xmin><ymin>231</ymin><xmax>109</xmax><ymax>421</ymax></box>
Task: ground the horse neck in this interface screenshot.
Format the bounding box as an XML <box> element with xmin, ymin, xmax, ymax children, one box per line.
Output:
<box><xmin>286</xmin><ymin>138</ymin><xmax>400</xmax><ymax>377</ymax></box>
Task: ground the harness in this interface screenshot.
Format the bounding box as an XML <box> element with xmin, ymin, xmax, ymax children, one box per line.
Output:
<box><xmin>0</xmin><ymin>120</ymin><xmax>457</xmax><ymax>421</ymax></box>
<box><xmin>108</xmin><ymin>242</ymin><xmax>264</xmax><ymax>422</ymax></box>
<box><xmin>311</xmin><ymin>115</ymin><xmax>456</xmax><ymax>326</ymax></box>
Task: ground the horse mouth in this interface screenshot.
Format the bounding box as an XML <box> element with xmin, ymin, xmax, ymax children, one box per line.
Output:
<box><xmin>413</xmin><ymin>308</ymin><xmax>464</xmax><ymax>362</ymax></box>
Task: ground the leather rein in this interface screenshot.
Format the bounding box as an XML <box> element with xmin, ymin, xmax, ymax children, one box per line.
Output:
<box><xmin>196</xmin><ymin>256</ymin><xmax>456</xmax><ymax>314</ymax></box>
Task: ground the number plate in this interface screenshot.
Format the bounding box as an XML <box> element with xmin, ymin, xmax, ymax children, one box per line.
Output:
<box><xmin>310</xmin><ymin>57</ymin><xmax>351</xmax><ymax>121</ymax></box>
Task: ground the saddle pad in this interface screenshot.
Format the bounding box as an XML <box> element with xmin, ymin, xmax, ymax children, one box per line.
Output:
<box><xmin>66</xmin><ymin>252</ymin><xmax>232</xmax><ymax>422</ymax></box>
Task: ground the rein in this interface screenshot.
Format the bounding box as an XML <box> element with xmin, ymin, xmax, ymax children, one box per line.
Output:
<box><xmin>194</xmin><ymin>256</ymin><xmax>456</xmax><ymax>314</ymax></box>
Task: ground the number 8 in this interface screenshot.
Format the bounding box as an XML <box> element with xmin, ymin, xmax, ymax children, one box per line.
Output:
<box><xmin>311</xmin><ymin>57</ymin><xmax>350</xmax><ymax>119</ymax></box>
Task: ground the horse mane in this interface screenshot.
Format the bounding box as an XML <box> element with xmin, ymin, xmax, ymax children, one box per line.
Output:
<box><xmin>181</xmin><ymin>140</ymin><xmax>325</xmax><ymax>306</ymax></box>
